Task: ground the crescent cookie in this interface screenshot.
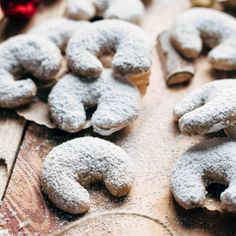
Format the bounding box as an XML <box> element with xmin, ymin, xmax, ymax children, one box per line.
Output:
<box><xmin>0</xmin><ymin>35</ymin><xmax>63</xmax><ymax>108</ymax></box>
<box><xmin>171</xmin><ymin>138</ymin><xmax>236</xmax><ymax>212</ymax></box>
<box><xmin>65</xmin><ymin>0</ymin><xmax>144</xmax><ymax>24</ymax></box>
<box><xmin>170</xmin><ymin>8</ymin><xmax>236</xmax><ymax>70</ymax></box>
<box><xmin>29</xmin><ymin>18</ymin><xmax>90</xmax><ymax>51</ymax></box>
<box><xmin>48</xmin><ymin>69</ymin><xmax>141</xmax><ymax>135</ymax></box>
<box><xmin>173</xmin><ymin>79</ymin><xmax>236</xmax><ymax>136</ymax></box>
<box><xmin>66</xmin><ymin>19</ymin><xmax>152</xmax><ymax>83</ymax></box>
<box><xmin>41</xmin><ymin>137</ymin><xmax>134</xmax><ymax>214</ymax></box>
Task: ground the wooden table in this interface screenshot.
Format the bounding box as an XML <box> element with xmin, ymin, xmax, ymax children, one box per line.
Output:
<box><xmin>0</xmin><ymin>0</ymin><xmax>236</xmax><ymax>235</ymax></box>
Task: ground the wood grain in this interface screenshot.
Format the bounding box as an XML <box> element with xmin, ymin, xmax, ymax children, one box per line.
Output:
<box><xmin>0</xmin><ymin>111</ymin><xmax>26</xmax><ymax>201</ymax></box>
<box><xmin>0</xmin><ymin>0</ymin><xmax>236</xmax><ymax>236</ymax></box>
<box><xmin>0</xmin><ymin>0</ymin><xmax>65</xmax><ymax>208</ymax></box>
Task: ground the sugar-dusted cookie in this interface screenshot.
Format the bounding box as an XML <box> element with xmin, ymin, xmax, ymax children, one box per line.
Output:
<box><xmin>29</xmin><ymin>18</ymin><xmax>90</xmax><ymax>51</ymax></box>
<box><xmin>42</xmin><ymin>137</ymin><xmax>134</xmax><ymax>214</ymax></box>
<box><xmin>174</xmin><ymin>79</ymin><xmax>236</xmax><ymax>136</ymax></box>
<box><xmin>49</xmin><ymin>69</ymin><xmax>141</xmax><ymax>135</ymax></box>
<box><xmin>66</xmin><ymin>19</ymin><xmax>152</xmax><ymax>89</ymax></box>
<box><xmin>0</xmin><ymin>35</ymin><xmax>62</xmax><ymax>108</ymax></box>
<box><xmin>171</xmin><ymin>138</ymin><xmax>236</xmax><ymax>212</ymax></box>
<box><xmin>170</xmin><ymin>8</ymin><xmax>236</xmax><ymax>70</ymax></box>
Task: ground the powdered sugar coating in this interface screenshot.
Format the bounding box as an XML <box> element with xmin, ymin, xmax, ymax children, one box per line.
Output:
<box><xmin>96</xmin><ymin>0</ymin><xmax>144</xmax><ymax>24</ymax></box>
<box><xmin>66</xmin><ymin>19</ymin><xmax>152</xmax><ymax>79</ymax></box>
<box><xmin>29</xmin><ymin>18</ymin><xmax>90</xmax><ymax>51</ymax></box>
<box><xmin>49</xmin><ymin>69</ymin><xmax>141</xmax><ymax>135</ymax></box>
<box><xmin>170</xmin><ymin>8</ymin><xmax>236</xmax><ymax>70</ymax></box>
<box><xmin>173</xmin><ymin>79</ymin><xmax>236</xmax><ymax>136</ymax></box>
<box><xmin>0</xmin><ymin>35</ymin><xmax>62</xmax><ymax>108</ymax></box>
<box><xmin>171</xmin><ymin>138</ymin><xmax>236</xmax><ymax>212</ymax></box>
<box><xmin>42</xmin><ymin>137</ymin><xmax>134</xmax><ymax>214</ymax></box>
<box><xmin>65</xmin><ymin>0</ymin><xmax>144</xmax><ymax>24</ymax></box>
<box><xmin>65</xmin><ymin>0</ymin><xmax>95</xmax><ymax>20</ymax></box>
<box><xmin>0</xmin><ymin>69</ymin><xmax>37</xmax><ymax>108</ymax></box>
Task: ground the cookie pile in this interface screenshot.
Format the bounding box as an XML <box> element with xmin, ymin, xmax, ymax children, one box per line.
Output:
<box><xmin>0</xmin><ymin>1</ymin><xmax>153</xmax><ymax>214</ymax></box>
<box><xmin>1</xmin><ymin>0</ymin><xmax>236</xmax><ymax>219</ymax></box>
<box><xmin>0</xmin><ymin>18</ymin><xmax>152</xmax><ymax>136</ymax></box>
<box><xmin>169</xmin><ymin>9</ymin><xmax>236</xmax><ymax>138</ymax></box>
<box><xmin>159</xmin><ymin>8</ymin><xmax>236</xmax><ymax>213</ymax></box>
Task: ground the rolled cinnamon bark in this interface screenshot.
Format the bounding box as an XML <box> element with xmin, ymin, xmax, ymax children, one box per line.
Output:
<box><xmin>190</xmin><ymin>0</ymin><xmax>214</xmax><ymax>7</ymax></box>
<box><xmin>157</xmin><ymin>31</ymin><xmax>195</xmax><ymax>86</ymax></box>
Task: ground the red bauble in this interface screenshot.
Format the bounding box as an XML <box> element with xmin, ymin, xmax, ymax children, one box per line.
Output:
<box><xmin>0</xmin><ymin>0</ymin><xmax>41</xmax><ymax>19</ymax></box>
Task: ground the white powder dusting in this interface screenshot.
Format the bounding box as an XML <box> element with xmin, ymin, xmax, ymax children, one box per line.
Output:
<box><xmin>0</xmin><ymin>35</ymin><xmax>63</xmax><ymax>81</ymax></box>
<box><xmin>170</xmin><ymin>8</ymin><xmax>236</xmax><ymax>70</ymax></box>
<box><xmin>0</xmin><ymin>69</ymin><xmax>36</xmax><ymax>108</ymax></box>
<box><xmin>19</xmin><ymin>220</ymin><xmax>29</xmax><ymax>229</ymax></box>
<box><xmin>41</xmin><ymin>137</ymin><xmax>134</xmax><ymax>214</ymax></box>
<box><xmin>29</xmin><ymin>18</ymin><xmax>90</xmax><ymax>51</ymax></box>
<box><xmin>66</xmin><ymin>19</ymin><xmax>152</xmax><ymax>79</ymax></box>
<box><xmin>0</xmin><ymin>35</ymin><xmax>63</xmax><ymax>108</ymax></box>
<box><xmin>65</xmin><ymin>0</ymin><xmax>144</xmax><ymax>24</ymax></box>
<box><xmin>97</xmin><ymin>0</ymin><xmax>144</xmax><ymax>24</ymax></box>
<box><xmin>173</xmin><ymin>79</ymin><xmax>236</xmax><ymax>136</ymax></box>
<box><xmin>171</xmin><ymin>138</ymin><xmax>236</xmax><ymax>212</ymax></box>
<box><xmin>48</xmin><ymin>69</ymin><xmax>141</xmax><ymax>135</ymax></box>
<box><xmin>65</xmin><ymin>0</ymin><xmax>95</xmax><ymax>20</ymax></box>
<box><xmin>0</xmin><ymin>230</ymin><xmax>10</xmax><ymax>236</ymax></box>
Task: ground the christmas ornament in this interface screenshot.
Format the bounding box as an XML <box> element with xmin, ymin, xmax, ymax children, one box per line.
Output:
<box><xmin>0</xmin><ymin>0</ymin><xmax>41</xmax><ymax>19</ymax></box>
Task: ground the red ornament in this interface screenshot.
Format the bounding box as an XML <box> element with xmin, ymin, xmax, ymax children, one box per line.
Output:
<box><xmin>0</xmin><ymin>0</ymin><xmax>41</xmax><ymax>19</ymax></box>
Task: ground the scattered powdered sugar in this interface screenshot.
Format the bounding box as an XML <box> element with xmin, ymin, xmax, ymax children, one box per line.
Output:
<box><xmin>170</xmin><ymin>8</ymin><xmax>236</xmax><ymax>70</ymax></box>
<box><xmin>29</xmin><ymin>18</ymin><xmax>90</xmax><ymax>51</ymax></box>
<box><xmin>0</xmin><ymin>230</ymin><xmax>10</xmax><ymax>236</ymax></box>
<box><xmin>65</xmin><ymin>0</ymin><xmax>144</xmax><ymax>24</ymax></box>
<box><xmin>19</xmin><ymin>220</ymin><xmax>29</xmax><ymax>229</ymax></box>
<box><xmin>66</xmin><ymin>19</ymin><xmax>152</xmax><ymax>79</ymax></box>
<box><xmin>171</xmin><ymin>138</ymin><xmax>236</xmax><ymax>212</ymax></box>
<box><xmin>173</xmin><ymin>79</ymin><xmax>236</xmax><ymax>136</ymax></box>
<box><xmin>0</xmin><ymin>35</ymin><xmax>63</xmax><ymax>108</ymax></box>
<box><xmin>48</xmin><ymin>69</ymin><xmax>141</xmax><ymax>135</ymax></box>
<box><xmin>41</xmin><ymin>137</ymin><xmax>134</xmax><ymax>214</ymax></box>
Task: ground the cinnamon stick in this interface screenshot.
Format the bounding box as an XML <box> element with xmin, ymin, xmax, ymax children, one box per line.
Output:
<box><xmin>157</xmin><ymin>31</ymin><xmax>195</xmax><ymax>86</ymax></box>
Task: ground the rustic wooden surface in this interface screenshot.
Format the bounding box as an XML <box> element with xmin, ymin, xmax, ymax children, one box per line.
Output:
<box><xmin>0</xmin><ymin>0</ymin><xmax>236</xmax><ymax>235</ymax></box>
<box><xmin>0</xmin><ymin>111</ymin><xmax>25</xmax><ymax>201</ymax></box>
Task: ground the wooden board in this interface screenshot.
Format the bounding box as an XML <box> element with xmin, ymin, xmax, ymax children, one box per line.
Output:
<box><xmin>0</xmin><ymin>111</ymin><xmax>26</xmax><ymax>201</ymax></box>
<box><xmin>0</xmin><ymin>0</ymin><xmax>236</xmax><ymax>235</ymax></box>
